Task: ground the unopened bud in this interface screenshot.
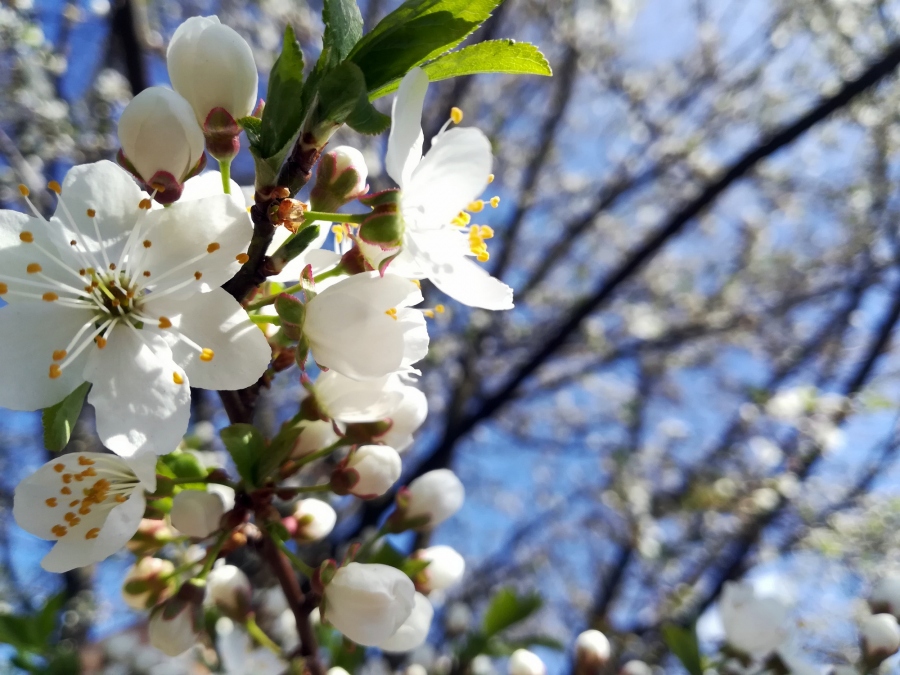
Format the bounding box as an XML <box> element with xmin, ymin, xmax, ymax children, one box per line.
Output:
<box><xmin>117</xmin><ymin>87</ymin><xmax>205</xmax><ymax>203</ymax></box>
<box><xmin>575</xmin><ymin>629</ymin><xmax>612</xmax><ymax>675</ymax></box>
<box><xmin>377</xmin><ymin>592</ymin><xmax>434</xmax><ymax>652</ymax></box>
<box><xmin>293</xmin><ymin>498</ymin><xmax>337</xmax><ymax>542</ymax></box>
<box><xmin>619</xmin><ymin>661</ymin><xmax>652</xmax><ymax>675</ymax></box>
<box><xmin>148</xmin><ymin>580</ymin><xmax>205</xmax><ymax>656</ymax></box>
<box><xmin>206</xmin><ymin>563</ymin><xmax>252</xmax><ymax>621</ymax></box>
<box><xmin>127</xmin><ymin>518</ymin><xmax>175</xmax><ymax>555</ymax></box>
<box><xmin>357</xmin><ymin>189</ymin><xmax>404</xmax><ymax>250</ymax></box>
<box><xmin>121</xmin><ymin>557</ymin><xmax>176</xmax><ymax>610</ymax></box>
<box><xmin>274</xmin><ymin>293</ymin><xmax>306</xmax><ymax>340</ymax></box>
<box><xmin>398</xmin><ymin>469</ymin><xmax>465</xmax><ymax>531</ymax></box>
<box><xmin>860</xmin><ymin>613</ymin><xmax>900</xmax><ymax>667</ymax></box>
<box><xmin>509</xmin><ymin>649</ymin><xmax>545</xmax><ymax>675</ymax></box>
<box><xmin>310</xmin><ymin>146</ymin><xmax>369</xmax><ymax>211</ymax></box>
<box><xmin>871</xmin><ymin>574</ymin><xmax>900</xmax><ymax>618</ymax></box>
<box><xmin>332</xmin><ymin>445</ymin><xmax>402</xmax><ymax>499</ymax></box>
<box><xmin>170</xmin><ymin>490</ymin><xmax>225</xmax><ymax>538</ymax></box>
<box><xmin>413</xmin><ymin>545</ymin><xmax>465</xmax><ymax>593</ymax></box>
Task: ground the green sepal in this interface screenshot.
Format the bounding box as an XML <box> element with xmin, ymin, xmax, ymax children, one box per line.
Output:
<box><xmin>42</xmin><ymin>382</ymin><xmax>90</xmax><ymax>452</ymax></box>
<box><xmin>220</xmin><ymin>424</ymin><xmax>267</xmax><ymax>489</ymax></box>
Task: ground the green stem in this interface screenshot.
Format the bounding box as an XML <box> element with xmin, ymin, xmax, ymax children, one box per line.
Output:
<box><xmin>197</xmin><ymin>530</ymin><xmax>230</xmax><ymax>580</ymax></box>
<box><xmin>313</xmin><ymin>266</ymin><xmax>345</xmax><ymax>284</ymax></box>
<box><xmin>219</xmin><ymin>159</ymin><xmax>232</xmax><ymax>194</ymax></box>
<box><xmin>301</xmin><ymin>210</ymin><xmax>366</xmax><ymax>224</ymax></box>
<box><xmin>246</xmin><ymin>614</ymin><xmax>283</xmax><ymax>655</ymax></box>
<box><xmin>268</xmin><ymin>528</ymin><xmax>316</xmax><ymax>576</ymax></box>
<box><xmin>294</xmin><ymin>438</ymin><xmax>348</xmax><ymax>468</ymax></box>
<box><xmin>246</xmin><ymin>281</ymin><xmax>305</xmax><ymax>311</ymax></box>
<box><xmin>249</xmin><ymin>314</ymin><xmax>281</xmax><ymax>326</ymax></box>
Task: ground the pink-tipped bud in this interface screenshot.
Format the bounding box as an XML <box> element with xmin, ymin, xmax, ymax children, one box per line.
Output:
<box><xmin>310</xmin><ymin>146</ymin><xmax>369</xmax><ymax>212</ymax></box>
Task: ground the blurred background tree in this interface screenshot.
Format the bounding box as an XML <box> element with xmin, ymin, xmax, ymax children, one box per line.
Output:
<box><xmin>5</xmin><ymin>0</ymin><xmax>900</xmax><ymax>672</ymax></box>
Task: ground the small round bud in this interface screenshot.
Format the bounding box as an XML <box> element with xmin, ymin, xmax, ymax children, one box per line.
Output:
<box><xmin>860</xmin><ymin>613</ymin><xmax>900</xmax><ymax>666</ymax></box>
<box><xmin>117</xmin><ymin>87</ymin><xmax>205</xmax><ymax>198</ymax></box>
<box><xmin>293</xmin><ymin>498</ymin><xmax>337</xmax><ymax>542</ymax></box>
<box><xmin>414</xmin><ymin>545</ymin><xmax>465</xmax><ymax>593</ymax></box>
<box><xmin>378</xmin><ymin>592</ymin><xmax>434</xmax><ymax>652</ymax></box>
<box><xmin>509</xmin><ymin>649</ymin><xmax>545</xmax><ymax>675</ymax></box>
<box><xmin>404</xmin><ymin>469</ymin><xmax>465</xmax><ymax>530</ymax></box>
<box><xmin>871</xmin><ymin>574</ymin><xmax>900</xmax><ymax>618</ymax></box>
<box><xmin>170</xmin><ymin>490</ymin><xmax>225</xmax><ymax>538</ymax></box>
<box><xmin>619</xmin><ymin>661</ymin><xmax>652</xmax><ymax>675</ymax></box>
<box><xmin>575</xmin><ymin>629</ymin><xmax>612</xmax><ymax>675</ymax></box>
<box><xmin>167</xmin><ymin>16</ymin><xmax>258</xmax><ymax>124</ymax></box>
<box><xmin>336</xmin><ymin>445</ymin><xmax>402</xmax><ymax>499</ymax></box>
<box><xmin>121</xmin><ymin>557</ymin><xmax>176</xmax><ymax>610</ymax></box>
<box><xmin>322</xmin><ymin>562</ymin><xmax>416</xmax><ymax>646</ymax></box>
<box><xmin>206</xmin><ymin>563</ymin><xmax>252</xmax><ymax>620</ymax></box>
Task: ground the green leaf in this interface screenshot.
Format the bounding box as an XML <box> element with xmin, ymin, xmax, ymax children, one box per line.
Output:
<box><xmin>41</xmin><ymin>382</ymin><xmax>90</xmax><ymax>452</ymax></box>
<box><xmin>220</xmin><ymin>424</ymin><xmax>267</xmax><ymax>488</ymax></box>
<box><xmin>662</xmin><ymin>624</ymin><xmax>703</xmax><ymax>675</ymax></box>
<box><xmin>258</xmin><ymin>26</ymin><xmax>305</xmax><ymax>159</ymax></box>
<box><xmin>238</xmin><ymin>116</ymin><xmax>262</xmax><ymax>146</ymax></box>
<box><xmin>34</xmin><ymin>593</ymin><xmax>65</xmax><ymax>646</ymax></box>
<box><xmin>366</xmin><ymin>542</ymin><xmax>408</xmax><ymax>568</ymax></box>
<box><xmin>314</xmin><ymin>61</ymin><xmax>368</xmax><ymax>127</ymax></box>
<box><xmin>349</xmin><ymin>0</ymin><xmax>502</xmax><ymax>93</ymax></box>
<box><xmin>318</xmin><ymin>0</ymin><xmax>363</xmax><ymax>72</ymax></box>
<box><xmin>258</xmin><ymin>422</ymin><xmax>304</xmax><ymax>480</ymax></box>
<box><xmin>345</xmin><ymin>97</ymin><xmax>391</xmax><ymax>135</ymax></box>
<box><xmin>370</xmin><ymin>40</ymin><xmax>552</xmax><ymax>99</ymax></box>
<box><xmin>482</xmin><ymin>588</ymin><xmax>542</xmax><ymax>637</ymax></box>
<box><xmin>0</xmin><ymin>614</ymin><xmax>37</xmax><ymax>651</ymax></box>
<box><xmin>42</xmin><ymin>649</ymin><xmax>80</xmax><ymax>675</ymax></box>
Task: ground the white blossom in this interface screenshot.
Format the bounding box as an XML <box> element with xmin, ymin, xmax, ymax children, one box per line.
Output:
<box><xmin>404</xmin><ymin>469</ymin><xmax>465</xmax><ymax>530</ymax></box>
<box><xmin>291</xmin><ymin>419</ymin><xmax>340</xmax><ymax>458</ymax></box>
<box><xmin>170</xmin><ymin>489</ymin><xmax>225</xmax><ymax>538</ymax></box>
<box><xmin>378</xmin><ymin>592</ymin><xmax>434</xmax><ymax>652</ymax></box>
<box><xmin>206</xmin><ymin>563</ymin><xmax>252</xmax><ymax>617</ymax></box>
<box><xmin>575</xmin><ymin>629</ymin><xmax>612</xmax><ymax>673</ymax></box>
<box><xmin>323</xmin><ymin>562</ymin><xmax>416</xmax><ymax>646</ymax></box>
<box><xmin>0</xmin><ymin>162</ymin><xmax>270</xmax><ymax>457</ymax></box>
<box><xmin>148</xmin><ymin>593</ymin><xmax>203</xmax><ymax>656</ymax></box>
<box><xmin>415</xmin><ymin>545</ymin><xmax>465</xmax><ymax>592</ymax></box>
<box><xmin>13</xmin><ymin>451</ymin><xmax>156</xmax><ymax>572</ymax></box>
<box><xmin>508</xmin><ymin>649</ymin><xmax>545</xmax><ymax>675</ymax></box>
<box><xmin>720</xmin><ymin>581</ymin><xmax>792</xmax><ymax>657</ymax></box>
<box><xmin>380</xmin><ymin>68</ymin><xmax>513</xmax><ymax>310</ymax></box>
<box><xmin>304</xmin><ymin>271</ymin><xmax>428</xmax><ymax>380</ymax></box>
<box><xmin>343</xmin><ymin>444</ymin><xmax>402</xmax><ymax>499</ymax></box>
<box><xmin>293</xmin><ymin>498</ymin><xmax>337</xmax><ymax>542</ymax></box>
<box><xmin>871</xmin><ymin>574</ymin><xmax>900</xmax><ymax>617</ymax></box>
<box><xmin>860</xmin><ymin>613</ymin><xmax>900</xmax><ymax>663</ymax></box>
<box><xmin>167</xmin><ymin>16</ymin><xmax>258</xmax><ymax>124</ymax></box>
<box><xmin>217</xmin><ymin>617</ymin><xmax>286</xmax><ymax>675</ymax></box>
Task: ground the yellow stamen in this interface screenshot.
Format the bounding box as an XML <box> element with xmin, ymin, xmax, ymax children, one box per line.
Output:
<box><xmin>0</xmin><ymin>283</ymin><xmax>7</xmax><ymax>295</ymax></box>
<box><xmin>200</xmin><ymin>348</ymin><xmax>214</xmax><ymax>362</ymax></box>
<box><xmin>468</xmin><ymin>200</ymin><xmax>484</xmax><ymax>213</ymax></box>
<box><xmin>173</xmin><ymin>372</ymin><xmax>184</xmax><ymax>385</ymax></box>
<box><xmin>53</xmin><ymin>463</ymin><xmax>64</xmax><ymax>473</ymax></box>
<box><xmin>236</xmin><ymin>253</ymin><xmax>250</xmax><ymax>264</ymax></box>
<box><xmin>51</xmin><ymin>525</ymin><xmax>68</xmax><ymax>538</ymax></box>
<box><xmin>27</xmin><ymin>263</ymin><xmax>42</xmax><ymax>274</ymax></box>
<box><xmin>143</xmin><ymin>240</ymin><xmax>152</xmax><ymax>248</ymax></box>
<box><xmin>18</xmin><ymin>184</ymin><xmax>29</xmax><ymax>197</ymax></box>
<box><xmin>52</xmin><ymin>350</ymin><xmax>67</xmax><ymax>361</ymax></box>
<box><xmin>19</xmin><ymin>231</ymin><xmax>33</xmax><ymax>243</ymax></box>
<box><xmin>86</xmin><ymin>208</ymin><xmax>96</xmax><ymax>218</ymax></box>
<box><xmin>45</xmin><ymin>498</ymin><xmax>57</xmax><ymax>507</ymax></box>
<box><xmin>490</xmin><ymin>196</ymin><xmax>500</xmax><ymax>208</ymax></box>
<box><xmin>60</xmin><ymin>487</ymin><xmax>71</xmax><ymax>495</ymax></box>
<box><xmin>194</xmin><ymin>271</ymin><xmax>203</xmax><ymax>280</ymax></box>
<box><xmin>139</xmin><ymin>199</ymin><xmax>152</xmax><ymax>210</ymax></box>
<box><xmin>450</xmin><ymin>107</ymin><xmax>464</xmax><ymax>124</ymax></box>
<box><xmin>385</xmin><ymin>308</ymin><xmax>398</xmax><ymax>320</ymax></box>
<box><xmin>96</xmin><ymin>336</ymin><xmax>107</xmax><ymax>349</ymax></box>
<box><xmin>77</xmin><ymin>456</ymin><xmax>94</xmax><ymax>466</ymax></box>
<box><xmin>85</xmin><ymin>528</ymin><xmax>100</xmax><ymax>540</ymax></box>
<box><xmin>488</xmin><ymin>174</ymin><xmax>495</xmax><ymax>184</ymax></box>
<box><xmin>158</xmin><ymin>317</ymin><xmax>172</xmax><ymax>329</ymax></box>
<box><xmin>49</xmin><ymin>364</ymin><xmax>62</xmax><ymax>379</ymax></box>
<box><xmin>332</xmin><ymin>224</ymin><xmax>345</xmax><ymax>243</ymax></box>
<box><xmin>42</xmin><ymin>292</ymin><xmax>58</xmax><ymax>302</ymax></box>
<box><xmin>47</xmin><ymin>181</ymin><xmax>61</xmax><ymax>194</ymax></box>
<box><xmin>435</xmin><ymin>304</ymin><xmax>445</xmax><ymax>314</ymax></box>
<box><xmin>207</xmin><ymin>242</ymin><xmax>220</xmax><ymax>253</ymax></box>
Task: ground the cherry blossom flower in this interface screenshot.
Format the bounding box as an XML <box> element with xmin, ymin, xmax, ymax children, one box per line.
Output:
<box><xmin>13</xmin><ymin>451</ymin><xmax>156</xmax><ymax>572</ymax></box>
<box><xmin>377</xmin><ymin>68</ymin><xmax>513</xmax><ymax>310</ymax></box>
<box><xmin>719</xmin><ymin>581</ymin><xmax>792</xmax><ymax>657</ymax></box>
<box><xmin>378</xmin><ymin>592</ymin><xmax>434</xmax><ymax>652</ymax></box>
<box><xmin>0</xmin><ymin>161</ymin><xmax>271</xmax><ymax>457</ymax></box>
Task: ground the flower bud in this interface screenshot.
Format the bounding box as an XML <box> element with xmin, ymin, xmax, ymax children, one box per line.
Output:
<box><xmin>719</xmin><ymin>581</ymin><xmax>790</xmax><ymax>657</ymax></box>
<box><xmin>127</xmin><ymin>518</ymin><xmax>175</xmax><ymax>556</ymax></box>
<box><xmin>170</xmin><ymin>489</ymin><xmax>225</xmax><ymax>538</ymax></box>
<box><xmin>117</xmin><ymin>86</ymin><xmax>205</xmax><ymax>203</ymax></box>
<box><xmin>322</xmin><ymin>562</ymin><xmax>416</xmax><ymax>646</ymax></box>
<box><xmin>121</xmin><ymin>557</ymin><xmax>176</xmax><ymax>610</ymax></box>
<box><xmin>860</xmin><ymin>613</ymin><xmax>900</xmax><ymax>667</ymax></box>
<box><xmin>358</xmin><ymin>190</ymin><xmax>404</xmax><ymax>252</ymax></box>
<box><xmin>509</xmin><ymin>649</ymin><xmax>545</xmax><ymax>675</ymax></box>
<box><xmin>619</xmin><ymin>661</ymin><xmax>652</xmax><ymax>675</ymax></box>
<box><xmin>575</xmin><ymin>629</ymin><xmax>612</xmax><ymax>675</ymax></box>
<box><xmin>148</xmin><ymin>580</ymin><xmax>205</xmax><ymax>656</ymax></box>
<box><xmin>291</xmin><ymin>419</ymin><xmax>340</xmax><ymax>459</ymax></box>
<box><xmin>206</xmin><ymin>563</ymin><xmax>252</xmax><ymax>621</ymax></box>
<box><xmin>378</xmin><ymin>592</ymin><xmax>434</xmax><ymax>652</ymax></box>
<box><xmin>167</xmin><ymin>16</ymin><xmax>258</xmax><ymax>162</ymax></box>
<box><xmin>328</xmin><ymin>669</ymin><xmax>351</xmax><ymax>675</ymax></box>
<box><xmin>402</xmin><ymin>469</ymin><xmax>465</xmax><ymax>531</ymax></box>
<box><xmin>871</xmin><ymin>574</ymin><xmax>900</xmax><ymax>618</ymax></box>
<box><xmin>293</xmin><ymin>498</ymin><xmax>337</xmax><ymax>542</ymax></box>
<box><xmin>310</xmin><ymin>146</ymin><xmax>369</xmax><ymax>211</ymax></box>
<box><xmin>414</xmin><ymin>545</ymin><xmax>465</xmax><ymax>593</ymax></box>
<box><xmin>333</xmin><ymin>445</ymin><xmax>402</xmax><ymax>499</ymax></box>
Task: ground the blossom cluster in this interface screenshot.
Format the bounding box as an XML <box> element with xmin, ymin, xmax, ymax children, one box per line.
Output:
<box><xmin>3</xmin><ymin>13</ymin><xmax>513</xmax><ymax>663</ymax></box>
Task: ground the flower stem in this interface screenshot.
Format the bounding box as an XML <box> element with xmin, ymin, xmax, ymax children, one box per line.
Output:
<box><xmin>219</xmin><ymin>159</ymin><xmax>232</xmax><ymax>194</ymax></box>
<box><xmin>266</xmin><ymin>526</ymin><xmax>315</xmax><ymax>577</ymax></box>
<box><xmin>301</xmin><ymin>210</ymin><xmax>366</xmax><ymax>224</ymax></box>
<box><xmin>293</xmin><ymin>438</ymin><xmax>348</xmax><ymax>468</ymax></box>
<box><xmin>246</xmin><ymin>614</ymin><xmax>283</xmax><ymax>655</ymax></box>
<box><xmin>246</xmin><ymin>281</ymin><xmax>305</xmax><ymax>311</ymax></box>
<box><xmin>313</xmin><ymin>266</ymin><xmax>345</xmax><ymax>284</ymax></box>
<box><xmin>197</xmin><ymin>530</ymin><xmax>230</xmax><ymax>580</ymax></box>
<box><xmin>249</xmin><ymin>314</ymin><xmax>281</xmax><ymax>325</ymax></box>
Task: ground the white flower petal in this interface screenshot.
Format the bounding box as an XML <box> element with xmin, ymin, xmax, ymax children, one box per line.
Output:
<box><xmin>386</xmin><ymin>68</ymin><xmax>429</xmax><ymax>187</ymax></box>
<box><xmin>86</xmin><ymin>327</ymin><xmax>190</xmax><ymax>457</ymax></box>
<box><xmin>51</xmin><ymin>161</ymin><xmax>144</xmax><ymax>264</ymax></box>
<box><xmin>378</xmin><ymin>592</ymin><xmax>433</xmax><ymax>652</ymax></box>
<box><xmin>180</xmin><ymin>171</ymin><xmax>245</xmax><ymax>209</ymax></box>
<box><xmin>150</xmin><ymin>288</ymin><xmax>271</xmax><ymax>390</ymax></box>
<box><xmin>405</xmin><ymin>127</ymin><xmax>492</xmax><ymax>229</ymax></box>
<box><xmin>0</xmin><ymin>302</ymin><xmax>94</xmax><ymax>410</ymax></box>
<box><xmin>314</xmin><ymin>371</ymin><xmax>404</xmax><ymax>422</ymax></box>
<box><xmin>407</xmin><ymin>230</ymin><xmax>513</xmax><ymax>310</ymax></box>
<box><xmin>138</xmin><ymin>193</ymin><xmax>252</xmax><ymax>295</ymax></box>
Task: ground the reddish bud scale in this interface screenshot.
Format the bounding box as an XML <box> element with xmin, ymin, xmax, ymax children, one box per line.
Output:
<box><xmin>203</xmin><ymin>107</ymin><xmax>242</xmax><ymax>162</ymax></box>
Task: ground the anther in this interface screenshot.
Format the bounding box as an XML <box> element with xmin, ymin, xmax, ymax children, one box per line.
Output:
<box><xmin>139</xmin><ymin>199</ymin><xmax>152</xmax><ymax>210</ymax></box>
<box><xmin>70</xmin><ymin>240</ymin><xmax>77</xmax><ymax>246</ymax></box>
<box><xmin>53</xmin><ymin>463</ymin><xmax>64</xmax><ymax>472</ymax></box>
<box><xmin>19</xmin><ymin>231</ymin><xmax>33</xmax><ymax>243</ymax></box>
<box><xmin>96</xmin><ymin>337</ymin><xmax>107</xmax><ymax>349</ymax></box>
<box><xmin>109</xmin><ymin>263</ymin><xmax>116</xmax><ymax>271</ymax></box>
<box><xmin>69</xmin><ymin>500</ymin><xmax>80</xmax><ymax>507</ymax></box>
<box><xmin>490</xmin><ymin>196</ymin><xmax>500</xmax><ymax>208</ymax></box>
<box><xmin>47</xmin><ymin>181</ymin><xmax>62</xmax><ymax>194</ymax></box>
<box><xmin>86</xmin><ymin>208</ymin><xmax>96</xmax><ymax>218</ymax></box>
<box><xmin>236</xmin><ymin>253</ymin><xmax>249</xmax><ymax>264</ymax></box>
<box><xmin>332</xmin><ymin>225</ymin><xmax>345</xmax><ymax>243</ymax></box>
<box><xmin>207</xmin><ymin>243</ymin><xmax>221</xmax><ymax>253</ymax></box>
<box><xmin>435</xmin><ymin>304</ymin><xmax>445</xmax><ymax>314</ymax></box>
<box><xmin>143</xmin><ymin>271</ymin><xmax>151</xmax><ymax>277</ymax></box>
<box><xmin>0</xmin><ymin>283</ymin><xmax>7</xmax><ymax>295</ymax></box>
<box><xmin>77</xmin><ymin>457</ymin><xmax>94</xmax><ymax>466</ymax></box>
<box><xmin>27</xmin><ymin>263</ymin><xmax>42</xmax><ymax>274</ymax></box>
<box><xmin>194</xmin><ymin>271</ymin><xmax>202</xmax><ymax>280</ymax></box>
<box><xmin>467</xmin><ymin>200</ymin><xmax>485</xmax><ymax>213</ymax></box>
<box><xmin>143</xmin><ymin>240</ymin><xmax>152</xmax><ymax>248</ymax></box>
<box><xmin>385</xmin><ymin>308</ymin><xmax>398</xmax><ymax>320</ymax></box>
<box><xmin>488</xmin><ymin>174</ymin><xmax>495</xmax><ymax>184</ymax></box>
<box><xmin>51</xmin><ymin>525</ymin><xmax>68</xmax><ymax>538</ymax></box>
<box><xmin>151</xmin><ymin>182</ymin><xmax>166</xmax><ymax>192</ymax></box>
<box><xmin>49</xmin><ymin>364</ymin><xmax>62</xmax><ymax>379</ymax></box>
<box><xmin>18</xmin><ymin>184</ymin><xmax>29</xmax><ymax>197</ymax></box>
<box><xmin>450</xmin><ymin>107</ymin><xmax>464</xmax><ymax>124</ymax></box>
<box><xmin>60</xmin><ymin>486</ymin><xmax>71</xmax><ymax>495</ymax></box>
<box><xmin>42</xmin><ymin>292</ymin><xmax>58</xmax><ymax>302</ymax></box>
<box><xmin>158</xmin><ymin>317</ymin><xmax>172</xmax><ymax>329</ymax></box>
<box><xmin>45</xmin><ymin>498</ymin><xmax>57</xmax><ymax>508</ymax></box>
<box><xmin>200</xmin><ymin>348</ymin><xmax>214</xmax><ymax>362</ymax></box>
<box><xmin>115</xmin><ymin>495</ymin><xmax>127</xmax><ymax>503</ymax></box>
<box><xmin>85</xmin><ymin>528</ymin><xmax>100</xmax><ymax>540</ymax></box>
<box><xmin>52</xmin><ymin>350</ymin><xmax>67</xmax><ymax>361</ymax></box>
<box><xmin>173</xmin><ymin>372</ymin><xmax>184</xmax><ymax>385</ymax></box>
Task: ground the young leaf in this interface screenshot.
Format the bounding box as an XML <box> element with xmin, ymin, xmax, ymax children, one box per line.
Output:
<box><xmin>318</xmin><ymin>0</ymin><xmax>364</xmax><ymax>72</ymax></box>
<box><xmin>220</xmin><ymin>424</ymin><xmax>267</xmax><ymax>488</ymax></box>
<box><xmin>258</xmin><ymin>26</ymin><xmax>305</xmax><ymax>159</ymax></box>
<box><xmin>662</xmin><ymin>623</ymin><xmax>703</xmax><ymax>675</ymax></box>
<box><xmin>369</xmin><ymin>40</ymin><xmax>552</xmax><ymax>99</ymax></box>
<box><xmin>314</xmin><ymin>61</ymin><xmax>369</xmax><ymax>127</ymax></box>
<box><xmin>482</xmin><ymin>588</ymin><xmax>543</xmax><ymax>637</ymax></box>
<box><xmin>238</xmin><ymin>116</ymin><xmax>262</xmax><ymax>146</ymax></box>
<box><xmin>41</xmin><ymin>382</ymin><xmax>90</xmax><ymax>452</ymax></box>
<box><xmin>345</xmin><ymin>97</ymin><xmax>391</xmax><ymax>135</ymax></box>
<box><xmin>349</xmin><ymin>0</ymin><xmax>502</xmax><ymax>92</ymax></box>
<box><xmin>35</xmin><ymin>593</ymin><xmax>66</xmax><ymax>646</ymax></box>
